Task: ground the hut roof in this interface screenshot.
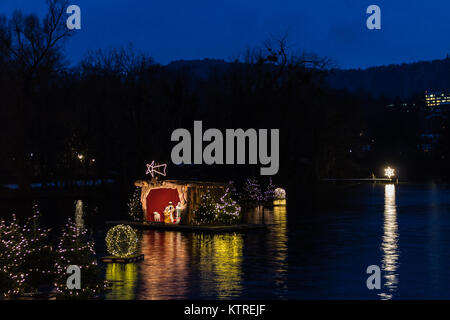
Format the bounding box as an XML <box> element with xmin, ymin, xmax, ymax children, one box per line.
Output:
<box><xmin>134</xmin><ymin>179</ymin><xmax>227</xmax><ymax>188</ymax></box>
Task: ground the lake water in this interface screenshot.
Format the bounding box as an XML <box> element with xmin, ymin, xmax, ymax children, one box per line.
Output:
<box><xmin>3</xmin><ymin>182</ymin><xmax>450</xmax><ymax>299</ymax></box>
<box><xmin>100</xmin><ymin>182</ymin><xmax>450</xmax><ymax>300</ymax></box>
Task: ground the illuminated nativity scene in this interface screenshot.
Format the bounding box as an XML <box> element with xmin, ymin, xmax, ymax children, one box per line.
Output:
<box><xmin>124</xmin><ymin>161</ymin><xmax>266</xmax><ymax>230</ymax></box>
<box><xmin>134</xmin><ymin>179</ymin><xmax>228</xmax><ymax>225</ymax></box>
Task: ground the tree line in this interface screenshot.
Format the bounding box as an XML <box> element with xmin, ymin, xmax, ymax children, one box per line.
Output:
<box><xmin>4</xmin><ymin>0</ymin><xmax>427</xmax><ymax>196</ymax></box>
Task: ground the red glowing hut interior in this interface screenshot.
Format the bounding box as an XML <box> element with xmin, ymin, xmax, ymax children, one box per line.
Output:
<box><xmin>134</xmin><ymin>179</ymin><xmax>226</xmax><ymax>225</ymax></box>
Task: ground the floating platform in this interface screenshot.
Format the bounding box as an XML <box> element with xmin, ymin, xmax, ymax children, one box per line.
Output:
<box><xmin>100</xmin><ymin>254</ymin><xmax>144</xmax><ymax>263</ymax></box>
<box><xmin>105</xmin><ymin>220</ymin><xmax>268</xmax><ymax>233</ymax></box>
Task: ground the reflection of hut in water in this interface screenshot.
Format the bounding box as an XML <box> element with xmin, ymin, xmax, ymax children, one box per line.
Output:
<box><xmin>134</xmin><ymin>179</ymin><xmax>227</xmax><ymax>225</ymax></box>
<box><xmin>138</xmin><ymin>231</ymin><xmax>190</xmax><ymax>299</ymax></box>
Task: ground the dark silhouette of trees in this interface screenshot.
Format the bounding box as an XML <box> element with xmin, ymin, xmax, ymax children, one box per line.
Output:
<box><xmin>0</xmin><ymin>0</ymin><xmax>73</xmax><ymax>190</ymax></box>
<box><xmin>7</xmin><ymin>3</ymin><xmax>446</xmax><ymax>195</ymax></box>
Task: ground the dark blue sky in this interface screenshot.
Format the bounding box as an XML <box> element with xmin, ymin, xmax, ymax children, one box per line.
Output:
<box><xmin>1</xmin><ymin>0</ymin><xmax>449</xmax><ymax>69</ymax></box>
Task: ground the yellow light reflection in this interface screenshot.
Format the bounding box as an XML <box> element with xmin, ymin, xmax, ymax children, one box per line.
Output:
<box><xmin>272</xmin><ymin>205</ymin><xmax>288</xmax><ymax>294</ymax></box>
<box><xmin>192</xmin><ymin>233</ymin><xmax>243</xmax><ymax>299</ymax></box>
<box><xmin>74</xmin><ymin>200</ymin><xmax>84</xmax><ymax>230</ymax></box>
<box><xmin>105</xmin><ymin>263</ymin><xmax>138</xmax><ymax>300</ymax></box>
<box><xmin>273</xmin><ymin>199</ymin><xmax>287</xmax><ymax>206</ymax></box>
<box><xmin>379</xmin><ymin>184</ymin><xmax>399</xmax><ymax>300</ymax></box>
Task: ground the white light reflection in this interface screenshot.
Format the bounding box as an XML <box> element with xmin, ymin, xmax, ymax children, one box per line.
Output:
<box><xmin>75</xmin><ymin>200</ymin><xmax>85</xmax><ymax>229</ymax></box>
<box><xmin>379</xmin><ymin>184</ymin><xmax>399</xmax><ymax>300</ymax></box>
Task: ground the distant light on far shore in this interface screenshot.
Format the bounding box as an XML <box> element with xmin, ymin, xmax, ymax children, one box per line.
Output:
<box><xmin>384</xmin><ymin>166</ymin><xmax>395</xmax><ymax>179</ymax></box>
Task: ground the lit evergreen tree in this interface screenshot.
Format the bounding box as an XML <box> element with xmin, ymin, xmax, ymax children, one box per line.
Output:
<box><xmin>54</xmin><ymin>218</ymin><xmax>106</xmax><ymax>299</ymax></box>
<box><xmin>216</xmin><ymin>187</ymin><xmax>242</xmax><ymax>225</ymax></box>
<box><xmin>193</xmin><ymin>188</ymin><xmax>242</xmax><ymax>225</ymax></box>
<box><xmin>20</xmin><ymin>203</ymin><xmax>54</xmax><ymax>293</ymax></box>
<box><xmin>227</xmin><ymin>180</ymin><xmax>240</xmax><ymax>201</ymax></box>
<box><xmin>0</xmin><ymin>206</ymin><xmax>53</xmax><ymax>297</ymax></box>
<box><xmin>0</xmin><ymin>215</ymin><xmax>28</xmax><ymax>296</ymax></box>
<box><xmin>128</xmin><ymin>187</ymin><xmax>143</xmax><ymax>221</ymax></box>
<box><xmin>242</xmin><ymin>178</ymin><xmax>263</xmax><ymax>204</ymax></box>
<box><xmin>263</xmin><ymin>178</ymin><xmax>276</xmax><ymax>202</ymax></box>
<box><xmin>193</xmin><ymin>190</ymin><xmax>219</xmax><ymax>225</ymax></box>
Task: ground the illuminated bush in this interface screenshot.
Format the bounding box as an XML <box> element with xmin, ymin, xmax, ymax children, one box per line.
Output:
<box><xmin>274</xmin><ymin>188</ymin><xmax>286</xmax><ymax>200</ymax></box>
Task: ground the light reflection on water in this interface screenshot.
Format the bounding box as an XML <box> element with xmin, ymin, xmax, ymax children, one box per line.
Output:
<box><xmin>137</xmin><ymin>231</ymin><xmax>190</xmax><ymax>299</ymax></box>
<box><xmin>103</xmin><ymin>205</ymin><xmax>288</xmax><ymax>300</ymax></box>
<box><xmin>6</xmin><ymin>183</ymin><xmax>450</xmax><ymax>298</ymax></box>
<box><xmin>74</xmin><ymin>199</ymin><xmax>85</xmax><ymax>229</ymax></box>
<box><xmin>105</xmin><ymin>263</ymin><xmax>138</xmax><ymax>300</ymax></box>
<box><xmin>98</xmin><ymin>184</ymin><xmax>450</xmax><ymax>299</ymax></box>
<box><xmin>192</xmin><ymin>233</ymin><xmax>243</xmax><ymax>299</ymax></box>
<box><xmin>379</xmin><ymin>184</ymin><xmax>399</xmax><ymax>300</ymax></box>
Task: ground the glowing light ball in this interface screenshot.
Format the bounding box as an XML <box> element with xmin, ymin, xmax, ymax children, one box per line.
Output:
<box><xmin>274</xmin><ymin>188</ymin><xmax>286</xmax><ymax>200</ymax></box>
<box><xmin>105</xmin><ymin>225</ymin><xmax>138</xmax><ymax>257</ymax></box>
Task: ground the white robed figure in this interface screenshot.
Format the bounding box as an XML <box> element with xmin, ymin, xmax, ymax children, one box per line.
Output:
<box><xmin>175</xmin><ymin>202</ymin><xmax>182</xmax><ymax>224</ymax></box>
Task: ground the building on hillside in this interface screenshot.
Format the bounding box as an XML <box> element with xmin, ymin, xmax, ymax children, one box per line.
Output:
<box><xmin>425</xmin><ymin>91</ymin><xmax>450</xmax><ymax>108</ymax></box>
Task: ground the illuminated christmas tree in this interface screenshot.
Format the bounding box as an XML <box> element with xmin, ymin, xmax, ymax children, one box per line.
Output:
<box><xmin>263</xmin><ymin>178</ymin><xmax>276</xmax><ymax>202</ymax></box>
<box><xmin>193</xmin><ymin>187</ymin><xmax>242</xmax><ymax>225</ymax></box>
<box><xmin>0</xmin><ymin>215</ymin><xmax>28</xmax><ymax>296</ymax></box>
<box><xmin>54</xmin><ymin>219</ymin><xmax>106</xmax><ymax>299</ymax></box>
<box><xmin>20</xmin><ymin>203</ymin><xmax>54</xmax><ymax>293</ymax></box>
<box><xmin>242</xmin><ymin>178</ymin><xmax>263</xmax><ymax>204</ymax></box>
<box><xmin>227</xmin><ymin>180</ymin><xmax>240</xmax><ymax>201</ymax></box>
<box><xmin>127</xmin><ymin>187</ymin><xmax>143</xmax><ymax>221</ymax></box>
<box><xmin>193</xmin><ymin>190</ymin><xmax>219</xmax><ymax>225</ymax></box>
<box><xmin>216</xmin><ymin>187</ymin><xmax>242</xmax><ymax>224</ymax></box>
<box><xmin>0</xmin><ymin>204</ymin><xmax>54</xmax><ymax>297</ymax></box>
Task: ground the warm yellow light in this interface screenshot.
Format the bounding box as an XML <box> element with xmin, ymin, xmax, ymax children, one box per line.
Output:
<box><xmin>105</xmin><ymin>225</ymin><xmax>139</xmax><ymax>258</ymax></box>
<box><xmin>384</xmin><ymin>167</ymin><xmax>395</xmax><ymax>179</ymax></box>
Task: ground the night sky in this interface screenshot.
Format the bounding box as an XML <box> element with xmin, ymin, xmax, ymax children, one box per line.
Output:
<box><xmin>1</xmin><ymin>0</ymin><xmax>449</xmax><ymax>69</ymax></box>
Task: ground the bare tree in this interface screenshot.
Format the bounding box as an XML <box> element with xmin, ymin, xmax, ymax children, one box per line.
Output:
<box><xmin>0</xmin><ymin>0</ymin><xmax>73</xmax><ymax>190</ymax></box>
<box><xmin>80</xmin><ymin>44</ymin><xmax>155</xmax><ymax>77</ymax></box>
<box><xmin>0</xmin><ymin>0</ymin><xmax>73</xmax><ymax>78</ymax></box>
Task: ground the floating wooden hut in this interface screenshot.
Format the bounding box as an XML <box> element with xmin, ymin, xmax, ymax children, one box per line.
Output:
<box><xmin>134</xmin><ymin>179</ymin><xmax>227</xmax><ymax>225</ymax></box>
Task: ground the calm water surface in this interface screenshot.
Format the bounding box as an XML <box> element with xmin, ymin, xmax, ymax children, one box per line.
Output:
<box><xmin>101</xmin><ymin>183</ymin><xmax>450</xmax><ymax>300</ymax></box>
<box><xmin>3</xmin><ymin>183</ymin><xmax>450</xmax><ymax>299</ymax></box>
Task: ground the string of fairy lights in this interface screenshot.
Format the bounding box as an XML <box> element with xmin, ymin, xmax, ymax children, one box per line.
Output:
<box><xmin>54</xmin><ymin>219</ymin><xmax>107</xmax><ymax>297</ymax></box>
<box><xmin>0</xmin><ymin>206</ymin><xmax>106</xmax><ymax>298</ymax></box>
<box><xmin>194</xmin><ymin>186</ymin><xmax>242</xmax><ymax>225</ymax></box>
<box><xmin>0</xmin><ymin>203</ymin><xmax>54</xmax><ymax>296</ymax></box>
<box><xmin>105</xmin><ymin>225</ymin><xmax>138</xmax><ymax>258</ymax></box>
